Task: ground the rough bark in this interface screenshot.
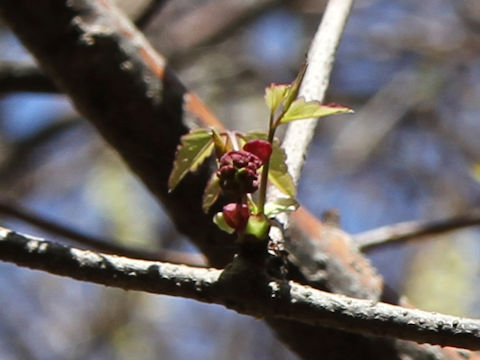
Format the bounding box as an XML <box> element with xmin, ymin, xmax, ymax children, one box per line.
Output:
<box><xmin>2</xmin><ymin>227</ymin><xmax>480</xmax><ymax>352</ymax></box>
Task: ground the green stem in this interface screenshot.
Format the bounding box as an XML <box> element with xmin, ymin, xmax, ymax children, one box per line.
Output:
<box><xmin>257</xmin><ymin>123</ymin><xmax>275</xmax><ymax>214</ymax></box>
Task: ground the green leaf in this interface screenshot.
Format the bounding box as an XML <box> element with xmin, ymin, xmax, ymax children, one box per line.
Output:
<box><xmin>202</xmin><ymin>173</ymin><xmax>221</xmax><ymax>213</ymax></box>
<box><xmin>265</xmin><ymin>84</ymin><xmax>289</xmax><ymax>115</ymax></box>
<box><xmin>281</xmin><ymin>98</ymin><xmax>353</xmax><ymax>123</ymax></box>
<box><xmin>245</xmin><ymin>130</ymin><xmax>269</xmax><ymax>142</ymax></box>
<box><xmin>283</xmin><ymin>62</ymin><xmax>307</xmax><ymax>110</ymax></box>
<box><xmin>213</xmin><ymin>212</ymin><xmax>235</xmax><ymax>234</ymax></box>
<box><xmin>168</xmin><ymin>129</ymin><xmax>214</xmax><ymax>192</ymax></box>
<box><xmin>264</xmin><ymin>198</ymin><xmax>299</xmax><ymax>217</ymax></box>
<box><xmin>264</xmin><ymin>63</ymin><xmax>308</xmax><ymax>117</ymax></box>
<box><xmin>268</xmin><ymin>143</ymin><xmax>296</xmax><ymax>197</ymax></box>
<box><xmin>211</xmin><ymin>128</ymin><xmax>227</xmax><ymax>159</ymax></box>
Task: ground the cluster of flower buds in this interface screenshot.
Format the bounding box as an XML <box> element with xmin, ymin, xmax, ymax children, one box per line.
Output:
<box><xmin>216</xmin><ymin>139</ymin><xmax>272</xmax><ymax>200</ymax></box>
<box><xmin>216</xmin><ymin>139</ymin><xmax>272</xmax><ymax>232</ymax></box>
<box><xmin>217</xmin><ymin>150</ymin><xmax>262</xmax><ymax>197</ymax></box>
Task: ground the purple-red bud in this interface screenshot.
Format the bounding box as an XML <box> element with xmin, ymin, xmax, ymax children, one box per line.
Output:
<box><xmin>219</xmin><ymin>150</ymin><xmax>262</xmax><ymax>170</ymax></box>
<box><xmin>222</xmin><ymin>203</ymin><xmax>250</xmax><ymax>231</ymax></box>
<box><xmin>243</xmin><ymin>140</ymin><xmax>272</xmax><ymax>164</ymax></box>
<box><xmin>217</xmin><ymin>150</ymin><xmax>262</xmax><ymax>197</ymax></box>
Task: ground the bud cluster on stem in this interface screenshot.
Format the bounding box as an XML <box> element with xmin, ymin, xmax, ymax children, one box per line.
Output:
<box><xmin>168</xmin><ymin>64</ymin><xmax>352</xmax><ymax>243</ymax></box>
<box><xmin>216</xmin><ymin>140</ymin><xmax>272</xmax><ymax>235</ymax></box>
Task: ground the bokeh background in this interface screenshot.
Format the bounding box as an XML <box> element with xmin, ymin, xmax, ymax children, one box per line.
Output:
<box><xmin>1</xmin><ymin>0</ymin><xmax>480</xmax><ymax>359</ymax></box>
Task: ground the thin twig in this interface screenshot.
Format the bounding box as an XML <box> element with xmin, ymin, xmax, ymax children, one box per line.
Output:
<box><xmin>356</xmin><ymin>209</ymin><xmax>480</xmax><ymax>251</ymax></box>
<box><xmin>281</xmin><ymin>0</ymin><xmax>354</xmax><ymax>184</ymax></box>
<box><xmin>0</xmin><ymin>199</ymin><xmax>206</xmax><ymax>266</ymax></box>
<box><xmin>0</xmin><ymin>61</ymin><xmax>58</xmax><ymax>93</ymax></box>
<box><xmin>267</xmin><ymin>0</ymin><xmax>355</xmax><ymax>273</ymax></box>
<box><xmin>134</xmin><ymin>0</ymin><xmax>169</xmax><ymax>29</ymax></box>
<box><xmin>1</xmin><ymin>227</ymin><xmax>480</xmax><ymax>350</ymax></box>
<box><xmin>161</xmin><ymin>0</ymin><xmax>284</xmax><ymax>62</ymax></box>
<box><xmin>331</xmin><ymin>69</ymin><xmax>440</xmax><ymax>173</ymax></box>
<box><xmin>0</xmin><ymin>116</ymin><xmax>81</xmax><ymax>184</ymax></box>
<box><xmin>267</xmin><ymin>0</ymin><xmax>353</xmax><ymax>212</ymax></box>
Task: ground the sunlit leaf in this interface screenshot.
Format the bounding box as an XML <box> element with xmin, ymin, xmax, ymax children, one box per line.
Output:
<box><xmin>264</xmin><ymin>197</ymin><xmax>299</xmax><ymax>217</ymax></box>
<box><xmin>264</xmin><ymin>63</ymin><xmax>308</xmax><ymax>116</ymax></box>
<box><xmin>211</xmin><ymin>128</ymin><xmax>226</xmax><ymax>159</ymax></box>
<box><xmin>268</xmin><ymin>143</ymin><xmax>296</xmax><ymax>197</ymax></box>
<box><xmin>265</xmin><ymin>84</ymin><xmax>289</xmax><ymax>115</ymax></box>
<box><xmin>283</xmin><ymin>62</ymin><xmax>307</xmax><ymax>110</ymax></box>
<box><xmin>202</xmin><ymin>173</ymin><xmax>221</xmax><ymax>213</ymax></box>
<box><xmin>281</xmin><ymin>98</ymin><xmax>353</xmax><ymax>123</ymax></box>
<box><xmin>245</xmin><ymin>130</ymin><xmax>269</xmax><ymax>142</ymax></box>
<box><xmin>213</xmin><ymin>212</ymin><xmax>235</xmax><ymax>234</ymax></box>
<box><xmin>168</xmin><ymin>129</ymin><xmax>214</xmax><ymax>192</ymax></box>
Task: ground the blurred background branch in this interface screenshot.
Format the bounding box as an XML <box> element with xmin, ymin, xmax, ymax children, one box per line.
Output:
<box><xmin>357</xmin><ymin>208</ymin><xmax>480</xmax><ymax>252</ymax></box>
<box><xmin>0</xmin><ymin>198</ymin><xmax>206</xmax><ymax>265</ymax></box>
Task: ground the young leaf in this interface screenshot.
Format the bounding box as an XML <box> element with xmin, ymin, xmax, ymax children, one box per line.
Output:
<box><xmin>202</xmin><ymin>173</ymin><xmax>221</xmax><ymax>213</ymax></box>
<box><xmin>211</xmin><ymin>128</ymin><xmax>227</xmax><ymax>159</ymax></box>
<box><xmin>213</xmin><ymin>212</ymin><xmax>235</xmax><ymax>234</ymax></box>
<box><xmin>268</xmin><ymin>143</ymin><xmax>296</xmax><ymax>197</ymax></box>
<box><xmin>168</xmin><ymin>129</ymin><xmax>214</xmax><ymax>192</ymax></box>
<box><xmin>264</xmin><ymin>197</ymin><xmax>299</xmax><ymax>218</ymax></box>
<box><xmin>283</xmin><ymin>62</ymin><xmax>307</xmax><ymax>110</ymax></box>
<box><xmin>281</xmin><ymin>98</ymin><xmax>353</xmax><ymax>123</ymax></box>
<box><xmin>245</xmin><ymin>130</ymin><xmax>269</xmax><ymax>142</ymax></box>
<box><xmin>265</xmin><ymin>84</ymin><xmax>289</xmax><ymax>115</ymax></box>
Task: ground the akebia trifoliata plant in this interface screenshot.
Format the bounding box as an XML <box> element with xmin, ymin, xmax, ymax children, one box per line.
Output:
<box><xmin>168</xmin><ymin>64</ymin><xmax>352</xmax><ymax>243</ymax></box>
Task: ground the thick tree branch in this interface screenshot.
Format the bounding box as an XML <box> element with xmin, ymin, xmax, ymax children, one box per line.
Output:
<box><xmin>1</xmin><ymin>227</ymin><xmax>480</xmax><ymax>351</ymax></box>
<box><xmin>0</xmin><ymin>1</ymin><xmax>170</xmax><ymax>95</ymax></box>
<box><xmin>0</xmin><ymin>0</ymin><xmax>231</xmax><ymax>267</ymax></box>
<box><xmin>356</xmin><ymin>209</ymin><xmax>480</xmax><ymax>251</ymax></box>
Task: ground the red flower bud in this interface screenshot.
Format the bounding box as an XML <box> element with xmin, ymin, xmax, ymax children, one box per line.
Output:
<box><xmin>243</xmin><ymin>140</ymin><xmax>272</xmax><ymax>164</ymax></box>
<box><xmin>217</xmin><ymin>150</ymin><xmax>262</xmax><ymax>197</ymax></box>
<box><xmin>222</xmin><ymin>203</ymin><xmax>250</xmax><ymax>231</ymax></box>
<box><xmin>219</xmin><ymin>150</ymin><xmax>262</xmax><ymax>170</ymax></box>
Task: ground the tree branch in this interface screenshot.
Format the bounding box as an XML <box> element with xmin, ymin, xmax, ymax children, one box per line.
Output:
<box><xmin>0</xmin><ymin>60</ymin><xmax>59</xmax><ymax>93</ymax></box>
<box><xmin>356</xmin><ymin>209</ymin><xmax>480</xmax><ymax>251</ymax></box>
<box><xmin>154</xmin><ymin>0</ymin><xmax>285</xmax><ymax>61</ymax></box>
<box><xmin>281</xmin><ymin>0</ymin><xmax>354</xmax><ymax>184</ymax></box>
<box><xmin>0</xmin><ymin>1</ymin><xmax>170</xmax><ymax>95</ymax></box>
<box><xmin>134</xmin><ymin>0</ymin><xmax>169</xmax><ymax>29</ymax></box>
<box><xmin>1</xmin><ymin>227</ymin><xmax>480</xmax><ymax>351</ymax></box>
<box><xmin>267</xmin><ymin>0</ymin><xmax>382</xmax><ymax>302</ymax></box>
<box><xmin>0</xmin><ymin>0</ymin><xmax>231</xmax><ymax>267</ymax></box>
